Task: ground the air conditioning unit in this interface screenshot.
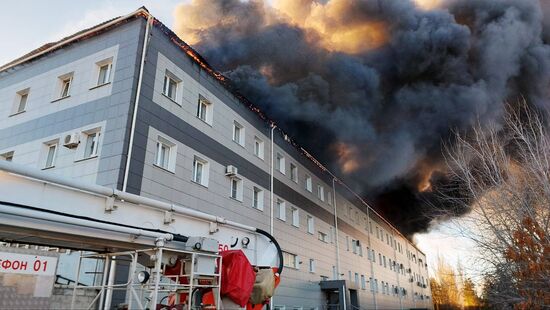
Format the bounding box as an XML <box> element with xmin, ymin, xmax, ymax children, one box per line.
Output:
<box><xmin>225</xmin><ymin>165</ymin><xmax>238</xmax><ymax>176</ymax></box>
<box><xmin>63</xmin><ymin>133</ymin><xmax>80</xmax><ymax>148</ymax></box>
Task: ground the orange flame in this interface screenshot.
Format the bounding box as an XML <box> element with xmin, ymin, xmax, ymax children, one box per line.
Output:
<box><xmin>334</xmin><ymin>142</ymin><xmax>361</xmax><ymax>174</ymax></box>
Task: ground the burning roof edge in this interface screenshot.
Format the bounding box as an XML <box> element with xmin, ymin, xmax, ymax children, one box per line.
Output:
<box><xmin>0</xmin><ymin>7</ymin><xmax>426</xmax><ymax>255</ymax></box>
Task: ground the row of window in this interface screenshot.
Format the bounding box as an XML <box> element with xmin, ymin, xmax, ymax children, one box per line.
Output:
<box><xmin>154</xmin><ymin>135</ymin><xmax>339</xmax><ymax>245</ymax></box>
<box><xmin>9</xmin><ymin>59</ymin><xmax>113</xmax><ymax>117</ymax></box>
<box><xmin>161</xmin><ymin>71</ymin><xmax>336</xmax><ymax>210</ymax></box>
<box><xmin>160</xmin><ymin>73</ymin><xmax>430</xmax><ymax>270</ymax></box>
<box><xmin>0</xmin><ymin>129</ymin><xmax>101</xmax><ymax>168</ymax></box>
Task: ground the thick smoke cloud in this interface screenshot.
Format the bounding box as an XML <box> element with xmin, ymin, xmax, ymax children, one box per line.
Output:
<box><xmin>173</xmin><ymin>0</ymin><xmax>550</xmax><ymax>236</ymax></box>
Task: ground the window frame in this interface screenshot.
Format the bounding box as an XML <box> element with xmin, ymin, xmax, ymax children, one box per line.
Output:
<box><xmin>43</xmin><ymin>142</ymin><xmax>58</xmax><ymax>169</ymax></box>
<box><xmin>318</xmin><ymin>231</ymin><xmax>329</xmax><ymax>243</ymax></box>
<box><xmin>56</xmin><ymin>73</ymin><xmax>74</xmax><ymax>100</ymax></box>
<box><xmin>305</xmin><ymin>175</ymin><xmax>312</xmax><ymax>192</ymax></box>
<box><xmin>291</xmin><ymin>207</ymin><xmax>299</xmax><ymax>227</ymax></box>
<box><xmin>253</xmin><ymin>136</ymin><xmax>264</xmax><ymax>159</ymax></box>
<box><xmin>317</xmin><ymin>184</ymin><xmax>325</xmax><ymax>201</ymax></box>
<box><xmin>162</xmin><ymin>71</ymin><xmax>181</xmax><ymax>103</ymax></box>
<box><xmin>307</xmin><ymin>215</ymin><xmax>314</xmax><ymax>234</ymax></box>
<box><xmin>309</xmin><ymin>259</ymin><xmax>315</xmax><ymax>273</ymax></box>
<box><xmin>153</xmin><ymin>136</ymin><xmax>176</xmax><ymax>173</ymax></box>
<box><xmin>95</xmin><ymin>58</ymin><xmax>113</xmax><ymax>86</ymax></box>
<box><xmin>196</xmin><ymin>95</ymin><xmax>213</xmax><ymax>124</ymax></box>
<box><xmin>252</xmin><ymin>186</ymin><xmax>264</xmax><ymax>211</ymax></box>
<box><xmin>282</xmin><ymin>251</ymin><xmax>298</xmax><ymax>269</ymax></box>
<box><xmin>276</xmin><ymin>153</ymin><xmax>285</xmax><ymax>174</ymax></box>
<box><xmin>290</xmin><ymin>163</ymin><xmax>298</xmax><ymax>183</ymax></box>
<box><xmin>229</xmin><ymin>177</ymin><xmax>243</xmax><ymax>201</ymax></box>
<box><xmin>232</xmin><ymin>121</ymin><xmax>245</xmax><ymax>146</ymax></box>
<box><xmin>84</xmin><ymin>131</ymin><xmax>100</xmax><ymax>159</ymax></box>
<box><xmin>276</xmin><ymin>199</ymin><xmax>286</xmax><ymax>221</ymax></box>
<box><xmin>11</xmin><ymin>88</ymin><xmax>29</xmax><ymax>116</ymax></box>
<box><xmin>192</xmin><ymin>156</ymin><xmax>210</xmax><ymax>187</ymax></box>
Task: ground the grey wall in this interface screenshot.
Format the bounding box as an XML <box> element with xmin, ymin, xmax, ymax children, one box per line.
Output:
<box><xmin>0</xmin><ymin>18</ymin><xmax>145</xmax><ymax>189</ymax></box>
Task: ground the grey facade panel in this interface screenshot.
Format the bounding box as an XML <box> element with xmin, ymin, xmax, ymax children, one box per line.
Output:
<box><xmin>0</xmin><ymin>18</ymin><xmax>145</xmax><ymax>189</ymax></box>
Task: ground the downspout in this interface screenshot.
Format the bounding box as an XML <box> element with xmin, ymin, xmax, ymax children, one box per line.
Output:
<box><xmin>332</xmin><ymin>178</ymin><xmax>345</xmax><ymax>310</ymax></box>
<box><xmin>122</xmin><ymin>14</ymin><xmax>153</xmax><ymax>192</ymax></box>
<box><xmin>365</xmin><ymin>206</ymin><xmax>377</xmax><ymax>309</ymax></box>
<box><xmin>270</xmin><ymin>124</ymin><xmax>276</xmax><ymax>235</ymax></box>
<box><xmin>331</xmin><ymin>178</ymin><xmax>341</xmax><ymax>280</ymax></box>
<box><xmin>269</xmin><ymin>124</ymin><xmax>276</xmax><ymax>308</ymax></box>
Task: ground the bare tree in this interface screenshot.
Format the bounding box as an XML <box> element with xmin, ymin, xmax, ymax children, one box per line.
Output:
<box><xmin>438</xmin><ymin>100</ymin><xmax>550</xmax><ymax>309</ymax></box>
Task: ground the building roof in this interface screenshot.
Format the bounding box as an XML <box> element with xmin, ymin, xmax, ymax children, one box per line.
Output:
<box><xmin>0</xmin><ymin>7</ymin><xmax>425</xmax><ymax>255</ymax></box>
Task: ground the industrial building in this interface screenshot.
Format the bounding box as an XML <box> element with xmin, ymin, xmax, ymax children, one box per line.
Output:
<box><xmin>0</xmin><ymin>7</ymin><xmax>432</xmax><ymax>309</ymax></box>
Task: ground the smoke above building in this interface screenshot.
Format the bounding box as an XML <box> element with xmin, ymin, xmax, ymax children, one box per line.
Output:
<box><xmin>173</xmin><ymin>0</ymin><xmax>550</xmax><ymax>237</ymax></box>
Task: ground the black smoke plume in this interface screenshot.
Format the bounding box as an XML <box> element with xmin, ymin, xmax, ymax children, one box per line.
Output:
<box><xmin>173</xmin><ymin>0</ymin><xmax>550</xmax><ymax>237</ymax></box>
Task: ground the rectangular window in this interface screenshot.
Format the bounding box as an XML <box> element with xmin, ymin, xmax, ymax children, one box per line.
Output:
<box><xmin>253</xmin><ymin>187</ymin><xmax>264</xmax><ymax>210</ymax></box>
<box><xmin>307</xmin><ymin>216</ymin><xmax>314</xmax><ymax>234</ymax></box>
<box><xmin>291</xmin><ymin>207</ymin><xmax>299</xmax><ymax>227</ymax></box>
<box><xmin>327</xmin><ymin>191</ymin><xmax>332</xmax><ymax>205</ymax></box>
<box><xmin>379</xmin><ymin>254</ymin><xmax>382</xmax><ymax>266</ymax></box>
<box><xmin>254</xmin><ymin>137</ymin><xmax>264</xmax><ymax>159</ymax></box>
<box><xmin>163</xmin><ymin>74</ymin><xmax>178</xmax><ymax>101</ymax></box>
<box><xmin>355</xmin><ymin>273</ymin><xmax>359</xmax><ymax>287</ymax></box>
<box><xmin>305</xmin><ymin>175</ymin><xmax>312</xmax><ymax>192</ymax></box>
<box><xmin>277</xmin><ymin>199</ymin><xmax>286</xmax><ymax>221</ymax></box>
<box><xmin>317</xmin><ymin>184</ymin><xmax>325</xmax><ymax>201</ymax></box>
<box><xmin>318</xmin><ymin>231</ymin><xmax>329</xmax><ymax>243</ymax></box>
<box><xmin>352</xmin><ymin>239</ymin><xmax>357</xmax><ymax>254</ymax></box>
<box><xmin>290</xmin><ymin>163</ymin><xmax>298</xmax><ymax>182</ymax></box>
<box><xmin>97</xmin><ymin>62</ymin><xmax>112</xmax><ymax>85</ymax></box>
<box><xmin>369</xmin><ymin>277</ymin><xmax>374</xmax><ymax>291</ymax></box>
<box><xmin>196</xmin><ymin>95</ymin><xmax>212</xmax><ymax>124</ymax></box>
<box><xmin>0</xmin><ymin>151</ymin><xmax>14</xmax><ymax>162</ymax></box>
<box><xmin>283</xmin><ymin>251</ymin><xmax>297</xmax><ymax>269</ymax></box>
<box><xmin>233</xmin><ymin>121</ymin><xmax>244</xmax><ymax>146</ymax></box>
<box><xmin>230</xmin><ymin>177</ymin><xmax>243</xmax><ymax>201</ymax></box>
<box><xmin>332</xmin><ymin>266</ymin><xmax>338</xmax><ymax>279</ymax></box>
<box><xmin>84</xmin><ymin>132</ymin><xmax>100</xmax><ymax>158</ymax></box>
<box><xmin>361</xmin><ymin>275</ymin><xmax>366</xmax><ymax>290</ymax></box>
<box><xmin>13</xmin><ymin>89</ymin><xmax>29</xmax><ymax>115</ymax></box>
<box><xmin>384</xmin><ymin>256</ymin><xmax>387</xmax><ymax>268</ymax></box>
<box><xmin>309</xmin><ymin>259</ymin><xmax>315</xmax><ymax>273</ymax></box>
<box><xmin>44</xmin><ymin>143</ymin><xmax>57</xmax><ymax>169</ymax></box>
<box><xmin>276</xmin><ymin>153</ymin><xmax>285</xmax><ymax>174</ymax></box>
<box><xmin>155</xmin><ymin>138</ymin><xmax>174</xmax><ymax>171</ymax></box>
<box><xmin>59</xmin><ymin>75</ymin><xmax>72</xmax><ymax>98</ymax></box>
<box><xmin>346</xmin><ymin>236</ymin><xmax>350</xmax><ymax>251</ymax></box>
<box><xmin>192</xmin><ymin>156</ymin><xmax>209</xmax><ymax>186</ymax></box>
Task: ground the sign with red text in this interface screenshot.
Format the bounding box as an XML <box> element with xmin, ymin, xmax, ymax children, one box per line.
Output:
<box><xmin>0</xmin><ymin>252</ymin><xmax>58</xmax><ymax>276</ymax></box>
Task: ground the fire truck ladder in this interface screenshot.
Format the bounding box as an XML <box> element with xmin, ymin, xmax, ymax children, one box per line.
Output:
<box><xmin>0</xmin><ymin>160</ymin><xmax>283</xmax><ymax>309</ymax></box>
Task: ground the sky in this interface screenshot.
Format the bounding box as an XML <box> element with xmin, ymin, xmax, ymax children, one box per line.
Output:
<box><xmin>0</xmin><ymin>0</ymin><xmax>479</xmax><ymax>283</ymax></box>
<box><xmin>0</xmin><ymin>0</ymin><xmax>182</xmax><ymax>66</ymax></box>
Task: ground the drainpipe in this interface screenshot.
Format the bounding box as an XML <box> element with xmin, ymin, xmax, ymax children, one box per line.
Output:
<box><xmin>122</xmin><ymin>14</ymin><xmax>153</xmax><ymax>192</ymax></box>
<box><xmin>365</xmin><ymin>206</ymin><xmax>377</xmax><ymax>309</ymax></box>
<box><xmin>269</xmin><ymin>124</ymin><xmax>276</xmax><ymax>308</ymax></box>
<box><xmin>269</xmin><ymin>124</ymin><xmax>276</xmax><ymax>235</ymax></box>
<box><xmin>331</xmin><ymin>178</ymin><xmax>341</xmax><ymax>280</ymax></box>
